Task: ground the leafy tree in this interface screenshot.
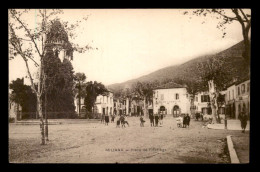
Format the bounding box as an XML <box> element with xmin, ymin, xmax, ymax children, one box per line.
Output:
<box><xmin>74</xmin><ymin>72</ymin><xmax>87</xmax><ymax>115</ymax></box>
<box><xmin>132</xmin><ymin>81</ymin><xmax>155</xmax><ymax>117</ymax></box>
<box><xmin>196</xmin><ymin>56</ymin><xmax>235</xmax><ymax>123</ymax></box>
<box><xmin>84</xmin><ymin>81</ymin><xmax>107</xmax><ymax>118</ymax></box>
<box><xmin>9</xmin><ymin>78</ymin><xmax>37</xmax><ymax>119</ymax></box>
<box><xmin>183</xmin><ymin>9</ymin><xmax>251</xmax><ymax>65</ymax></box>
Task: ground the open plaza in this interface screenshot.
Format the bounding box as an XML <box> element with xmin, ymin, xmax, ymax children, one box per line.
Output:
<box><xmin>9</xmin><ymin>116</ymin><xmax>249</xmax><ymax>163</ymax></box>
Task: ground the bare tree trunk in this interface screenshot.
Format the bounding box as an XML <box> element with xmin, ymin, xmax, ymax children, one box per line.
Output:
<box><xmin>37</xmin><ymin>95</ymin><xmax>45</xmax><ymax>145</ymax></box>
<box><xmin>45</xmin><ymin>90</ymin><xmax>49</xmax><ymax>141</ymax></box>
<box><xmin>208</xmin><ymin>80</ymin><xmax>219</xmax><ymax>124</ymax></box>
<box><xmin>143</xmin><ymin>97</ymin><xmax>148</xmax><ymax>118</ymax></box>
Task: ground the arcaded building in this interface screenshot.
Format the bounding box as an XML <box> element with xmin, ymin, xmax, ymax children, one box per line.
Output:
<box><xmin>153</xmin><ymin>82</ymin><xmax>190</xmax><ymax>117</ymax></box>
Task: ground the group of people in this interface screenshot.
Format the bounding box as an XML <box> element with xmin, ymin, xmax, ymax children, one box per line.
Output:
<box><xmin>176</xmin><ymin>114</ymin><xmax>190</xmax><ymax>128</ymax></box>
<box><xmin>101</xmin><ymin>113</ymin><xmax>116</xmax><ymax>125</ymax></box>
<box><xmin>148</xmin><ymin>112</ymin><xmax>164</xmax><ymax>127</ymax></box>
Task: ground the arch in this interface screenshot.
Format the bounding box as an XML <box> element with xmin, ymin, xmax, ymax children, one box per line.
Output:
<box><xmin>173</xmin><ymin>105</ymin><xmax>180</xmax><ymax>117</ymax></box>
<box><xmin>159</xmin><ymin>106</ymin><xmax>167</xmax><ymax>115</ymax></box>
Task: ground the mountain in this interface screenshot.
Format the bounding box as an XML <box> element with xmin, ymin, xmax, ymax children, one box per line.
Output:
<box><xmin>108</xmin><ymin>41</ymin><xmax>247</xmax><ymax>92</ymax></box>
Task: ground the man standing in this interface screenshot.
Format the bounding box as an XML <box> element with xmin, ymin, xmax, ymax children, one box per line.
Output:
<box><xmin>154</xmin><ymin>113</ymin><xmax>159</xmax><ymax>127</ymax></box>
<box><xmin>183</xmin><ymin>114</ymin><xmax>187</xmax><ymax>128</ymax></box>
<box><xmin>149</xmin><ymin>111</ymin><xmax>154</xmax><ymax>127</ymax></box>
<box><xmin>239</xmin><ymin>111</ymin><xmax>248</xmax><ymax>133</ymax></box>
<box><xmin>186</xmin><ymin>114</ymin><xmax>191</xmax><ymax>128</ymax></box>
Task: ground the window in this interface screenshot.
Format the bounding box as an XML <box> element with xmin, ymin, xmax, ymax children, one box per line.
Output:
<box><xmin>176</xmin><ymin>93</ymin><xmax>179</xmax><ymax>100</ymax></box>
<box><xmin>247</xmin><ymin>82</ymin><xmax>250</xmax><ymax>92</ymax></box>
<box><xmin>161</xmin><ymin>94</ymin><xmax>164</xmax><ymax>100</ymax></box>
<box><xmin>229</xmin><ymin>91</ymin><xmax>230</xmax><ymax>101</ymax></box>
<box><xmin>232</xmin><ymin>90</ymin><xmax>234</xmax><ymax>100</ymax></box>
<box><xmin>237</xmin><ymin>86</ymin><xmax>240</xmax><ymax>96</ymax></box>
<box><xmin>195</xmin><ymin>96</ymin><xmax>198</xmax><ymax>102</ymax></box>
<box><xmin>201</xmin><ymin>95</ymin><xmax>210</xmax><ymax>102</ymax></box>
<box><xmin>241</xmin><ymin>84</ymin><xmax>245</xmax><ymax>94</ymax></box>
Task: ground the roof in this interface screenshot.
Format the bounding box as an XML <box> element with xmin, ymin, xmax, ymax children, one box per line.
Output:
<box><xmin>154</xmin><ymin>82</ymin><xmax>186</xmax><ymax>90</ymax></box>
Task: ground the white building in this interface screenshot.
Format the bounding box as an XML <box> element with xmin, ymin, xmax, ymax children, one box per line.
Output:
<box><xmin>153</xmin><ymin>82</ymin><xmax>190</xmax><ymax>117</ymax></box>
<box><xmin>225</xmin><ymin>79</ymin><xmax>250</xmax><ymax>119</ymax></box>
<box><xmin>194</xmin><ymin>92</ymin><xmax>211</xmax><ymax>115</ymax></box>
<box><xmin>95</xmin><ymin>91</ymin><xmax>114</xmax><ymax>116</ymax></box>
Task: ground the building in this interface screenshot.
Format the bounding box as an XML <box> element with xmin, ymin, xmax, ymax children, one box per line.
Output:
<box><xmin>153</xmin><ymin>82</ymin><xmax>190</xmax><ymax>117</ymax></box>
<box><xmin>129</xmin><ymin>97</ymin><xmax>144</xmax><ymax>116</ymax></box>
<box><xmin>225</xmin><ymin>79</ymin><xmax>250</xmax><ymax>119</ymax></box>
<box><xmin>95</xmin><ymin>91</ymin><xmax>114</xmax><ymax>117</ymax></box>
<box><xmin>194</xmin><ymin>92</ymin><xmax>211</xmax><ymax>115</ymax></box>
<box><xmin>74</xmin><ymin>97</ymin><xmax>85</xmax><ymax>117</ymax></box>
<box><xmin>8</xmin><ymin>90</ymin><xmax>22</xmax><ymax>121</ymax></box>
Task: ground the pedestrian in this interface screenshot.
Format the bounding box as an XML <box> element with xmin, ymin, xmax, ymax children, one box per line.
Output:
<box><xmin>120</xmin><ymin>115</ymin><xmax>126</xmax><ymax>128</ymax></box>
<box><xmin>186</xmin><ymin>114</ymin><xmax>191</xmax><ymax>128</ymax></box>
<box><xmin>111</xmin><ymin>114</ymin><xmax>115</xmax><ymax>123</ymax></box>
<box><xmin>105</xmin><ymin>113</ymin><xmax>109</xmax><ymax>125</ymax></box>
<box><xmin>160</xmin><ymin>112</ymin><xmax>164</xmax><ymax>126</ymax></box>
<box><xmin>116</xmin><ymin>115</ymin><xmax>121</xmax><ymax>128</ymax></box>
<box><xmin>124</xmin><ymin>115</ymin><xmax>130</xmax><ymax>127</ymax></box>
<box><xmin>149</xmin><ymin>112</ymin><xmax>154</xmax><ymax>127</ymax></box>
<box><xmin>183</xmin><ymin>114</ymin><xmax>187</xmax><ymax>128</ymax></box>
<box><xmin>101</xmin><ymin>114</ymin><xmax>105</xmax><ymax>123</ymax></box>
<box><xmin>239</xmin><ymin>111</ymin><xmax>248</xmax><ymax>133</ymax></box>
<box><xmin>176</xmin><ymin>115</ymin><xmax>183</xmax><ymax>128</ymax></box>
<box><xmin>140</xmin><ymin>115</ymin><xmax>145</xmax><ymax>127</ymax></box>
<box><xmin>154</xmin><ymin>113</ymin><xmax>159</xmax><ymax>127</ymax></box>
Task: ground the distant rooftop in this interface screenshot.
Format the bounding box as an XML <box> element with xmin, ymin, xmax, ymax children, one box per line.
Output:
<box><xmin>154</xmin><ymin>82</ymin><xmax>186</xmax><ymax>90</ymax></box>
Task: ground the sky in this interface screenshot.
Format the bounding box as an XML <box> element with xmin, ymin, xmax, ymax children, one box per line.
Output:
<box><xmin>9</xmin><ymin>9</ymin><xmax>249</xmax><ymax>86</ymax></box>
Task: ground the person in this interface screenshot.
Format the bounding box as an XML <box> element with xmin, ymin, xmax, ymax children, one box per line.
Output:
<box><xmin>101</xmin><ymin>114</ymin><xmax>105</xmax><ymax>123</ymax></box>
<box><xmin>154</xmin><ymin>113</ymin><xmax>159</xmax><ymax>127</ymax></box>
<box><xmin>124</xmin><ymin>115</ymin><xmax>130</xmax><ymax>127</ymax></box>
<box><xmin>105</xmin><ymin>113</ymin><xmax>109</xmax><ymax>125</ymax></box>
<box><xmin>186</xmin><ymin>114</ymin><xmax>191</xmax><ymax>128</ymax></box>
<box><xmin>140</xmin><ymin>115</ymin><xmax>145</xmax><ymax>127</ymax></box>
<box><xmin>111</xmin><ymin>114</ymin><xmax>115</xmax><ymax>123</ymax></box>
<box><xmin>116</xmin><ymin>115</ymin><xmax>121</xmax><ymax>128</ymax></box>
<box><xmin>176</xmin><ymin>115</ymin><xmax>183</xmax><ymax>128</ymax></box>
<box><xmin>149</xmin><ymin>112</ymin><xmax>154</xmax><ymax>127</ymax></box>
<box><xmin>160</xmin><ymin>112</ymin><xmax>164</xmax><ymax>126</ymax></box>
<box><xmin>120</xmin><ymin>115</ymin><xmax>126</xmax><ymax>128</ymax></box>
<box><xmin>239</xmin><ymin>111</ymin><xmax>248</xmax><ymax>133</ymax></box>
<box><xmin>183</xmin><ymin>114</ymin><xmax>187</xmax><ymax>128</ymax></box>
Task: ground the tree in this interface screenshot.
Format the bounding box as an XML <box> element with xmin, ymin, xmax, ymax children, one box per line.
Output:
<box><xmin>9</xmin><ymin>9</ymin><xmax>93</xmax><ymax>144</ymax></box>
<box><xmin>183</xmin><ymin>9</ymin><xmax>251</xmax><ymax>65</ymax></box>
<box><xmin>74</xmin><ymin>73</ymin><xmax>87</xmax><ymax>115</ymax></box>
<box><xmin>132</xmin><ymin>82</ymin><xmax>155</xmax><ymax>117</ymax></box>
<box><xmin>196</xmin><ymin>56</ymin><xmax>235</xmax><ymax>123</ymax></box>
<box><xmin>84</xmin><ymin>81</ymin><xmax>107</xmax><ymax>118</ymax></box>
<box><xmin>9</xmin><ymin>78</ymin><xmax>37</xmax><ymax>120</ymax></box>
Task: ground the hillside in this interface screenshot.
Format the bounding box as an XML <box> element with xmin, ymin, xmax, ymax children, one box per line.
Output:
<box><xmin>108</xmin><ymin>41</ymin><xmax>247</xmax><ymax>92</ymax></box>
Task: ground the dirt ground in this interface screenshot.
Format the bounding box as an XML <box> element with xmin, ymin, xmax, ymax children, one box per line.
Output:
<box><xmin>231</xmin><ymin>134</ymin><xmax>249</xmax><ymax>163</ymax></box>
<box><xmin>9</xmin><ymin>116</ymin><xmax>249</xmax><ymax>163</ymax></box>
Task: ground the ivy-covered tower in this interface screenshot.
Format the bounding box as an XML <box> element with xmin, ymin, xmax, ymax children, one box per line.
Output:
<box><xmin>45</xmin><ymin>20</ymin><xmax>73</xmax><ymax>62</ymax></box>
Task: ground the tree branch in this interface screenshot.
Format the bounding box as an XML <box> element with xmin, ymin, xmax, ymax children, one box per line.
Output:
<box><xmin>10</xmin><ymin>10</ymin><xmax>43</xmax><ymax>59</ymax></box>
<box><xmin>238</xmin><ymin>9</ymin><xmax>249</xmax><ymax>23</ymax></box>
<box><xmin>212</xmin><ymin>9</ymin><xmax>238</xmax><ymax>21</ymax></box>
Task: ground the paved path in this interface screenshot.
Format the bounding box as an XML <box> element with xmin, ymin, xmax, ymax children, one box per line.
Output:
<box><xmin>207</xmin><ymin>120</ymin><xmax>250</xmax><ymax>131</ymax></box>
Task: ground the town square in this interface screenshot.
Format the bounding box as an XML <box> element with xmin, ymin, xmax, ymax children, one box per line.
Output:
<box><xmin>8</xmin><ymin>9</ymin><xmax>250</xmax><ymax>164</ymax></box>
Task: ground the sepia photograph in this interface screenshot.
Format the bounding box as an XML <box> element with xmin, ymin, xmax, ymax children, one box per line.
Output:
<box><xmin>8</xmin><ymin>9</ymin><xmax>250</xmax><ymax>164</ymax></box>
